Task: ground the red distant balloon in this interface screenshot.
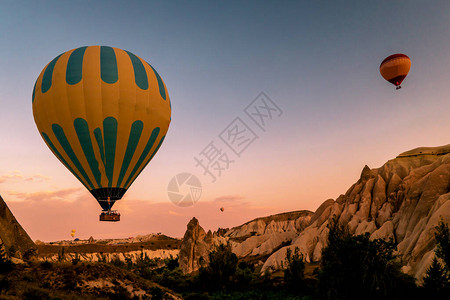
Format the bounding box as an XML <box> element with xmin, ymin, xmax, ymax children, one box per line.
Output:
<box><xmin>380</xmin><ymin>54</ymin><xmax>411</xmax><ymax>90</ymax></box>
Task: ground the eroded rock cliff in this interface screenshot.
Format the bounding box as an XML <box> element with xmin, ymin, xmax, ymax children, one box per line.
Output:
<box><xmin>0</xmin><ymin>195</ymin><xmax>36</xmax><ymax>258</ymax></box>
<box><xmin>262</xmin><ymin>145</ymin><xmax>450</xmax><ymax>281</ymax></box>
<box><xmin>178</xmin><ymin>211</ymin><xmax>312</xmax><ymax>273</ymax></box>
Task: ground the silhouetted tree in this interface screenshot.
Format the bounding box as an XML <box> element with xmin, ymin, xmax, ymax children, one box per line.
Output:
<box><xmin>57</xmin><ymin>247</ymin><xmax>65</xmax><ymax>262</ymax></box>
<box><xmin>435</xmin><ymin>219</ymin><xmax>450</xmax><ymax>271</ymax></box>
<box><xmin>284</xmin><ymin>246</ymin><xmax>305</xmax><ymax>290</ymax></box>
<box><xmin>166</xmin><ymin>255</ymin><xmax>179</xmax><ymax>271</ymax></box>
<box><xmin>318</xmin><ymin>216</ymin><xmax>416</xmax><ymax>300</ymax></box>
<box><xmin>423</xmin><ymin>219</ymin><xmax>450</xmax><ymax>297</ymax></box>
<box><xmin>198</xmin><ymin>243</ymin><xmax>238</xmax><ymax>290</ymax></box>
<box><xmin>424</xmin><ymin>257</ymin><xmax>448</xmax><ymax>291</ymax></box>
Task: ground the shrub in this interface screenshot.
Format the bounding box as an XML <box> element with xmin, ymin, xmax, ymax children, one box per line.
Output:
<box><xmin>7</xmin><ymin>245</ymin><xmax>16</xmax><ymax>258</ymax></box>
<box><xmin>166</xmin><ymin>256</ymin><xmax>179</xmax><ymax>271</ymax></box>
<box><xmin>22</xmin><ymin>287</ymin><xmax>51</xmax><ymax>299</ymax></box>
<box><xmin>40</xmin><ymin>260</ymin><xmax>53</xmax><ymax>270</ymax></box>
<box><xmin>149</xmin><ymin>286</ymin><xmax>164</xmax><ymax>300</ymax></box>
<box><xmin>23</xmin><ymin>248</ymin><xmax>37</xmax><ymax>261</ymax></box>
<box><xmin>0</xmin><ymin>243</ymin><xmax>13</xmax><ymax>273</ymax></box>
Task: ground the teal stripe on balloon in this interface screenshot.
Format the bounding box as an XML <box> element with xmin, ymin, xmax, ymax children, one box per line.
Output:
<box><xmin>103</xmin><ymin>117</ymin><xmax>118</xmax><ymax>187</ymax></box>
<box><xmin>74</xmin><ymin>118</ymin><xmax>102</xmax><ymax>187</ymax></box>
<box><xmin>100</xmin><ymin>46</ymin><xmax>118</xmax><ymax>84</ymax></box>
<box><xmin>126</xmin><ymin>51</ymin><xmax>148</xmax><ymax>90</ymax></box>
<box><xmin>32</xmin><ymin>80</ymin><xmax>37</xmax><ymax>103</ymax></box>
<box><xmin>148</xmin><ymin>136</ymin><xmax>165</xmax><ymax>163</ymax></box>
<box><xmin>66</xmin><ymin>46</ymin><xmax>87</xmax><ymax>85</ymax></box>
<box><xmin>94</xmin><ymin>128</ymin><xmax>106</xmax><ymax>167</ymax></box>
<box><xmin>125</xmin><ymin>135</ymin><xmax>165</xmax><ymax>189</ymax></box>
<box><xmin>117</xmin><ymin>120</ymin><xmax>144</xmax><ymax>187</ymax></box>
<box><xmin>42</xmin><ymin>54</ymin><xmax>63</xmax><ymax>93</ymax></box>
<box><xmin>123</xmin><ymin>127</ymin><xmax>160</xmax><ymax>188</ymax></box>
<box><xmin>148</xmin><ymin>63</ymin><xmax>166</xmax><ymax>100</ymax></box>
<box><xmin>41</xmin><ymin>132</ymin><xmax>87</xmax><ymax>189</ymax></box>
<box><xmin>51</xmin><ymin>124</ymin><xmax>95</xmax><ymax>190</ymax></box>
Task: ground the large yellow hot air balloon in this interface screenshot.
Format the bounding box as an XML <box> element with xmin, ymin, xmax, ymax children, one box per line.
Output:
<box><xmin>379</xmin><ymin>54</ymin><xmax>411</xmax><ymax>90</ymax></box>
<box><xmin>32</xmin><ymin>46</ymin><xmax>171</xmax><ymax>221</ymax></box>
<box><xmin>71</xmin><ymin>229</ymin><xmax>76</xmax><ymax>238</ymax></box>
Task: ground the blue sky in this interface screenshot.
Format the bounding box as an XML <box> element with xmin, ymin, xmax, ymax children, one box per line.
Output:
<box><xmin>1</xmin><ymin>1</ymin><xmax>450</xmax><ymax>240</ymax></box>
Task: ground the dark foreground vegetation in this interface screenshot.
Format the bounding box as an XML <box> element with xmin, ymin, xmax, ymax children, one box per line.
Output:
<box><xmin>1</xmin><ymin>219</ymin><xmax>449</xmax><ymax>299</ymax></box>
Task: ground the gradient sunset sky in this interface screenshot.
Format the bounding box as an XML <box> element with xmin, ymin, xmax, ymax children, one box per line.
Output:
<box><xmin>1</xmin><ymin>1</ymin><xmax>450</xmax><ymax>241</ymax></box>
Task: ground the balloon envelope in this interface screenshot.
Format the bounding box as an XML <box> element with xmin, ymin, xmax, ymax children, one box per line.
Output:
<box><xmin>32</xmin><ymin>46</ymin><xmax>171</xmax><ymax>211</ymax></box>
<box><xmin>379</xmin><ymin>54</ymin><xmax>411</xmax><ymax>88</ymax></box>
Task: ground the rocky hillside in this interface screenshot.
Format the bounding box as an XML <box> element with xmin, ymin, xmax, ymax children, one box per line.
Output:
<box><xmin>179</xmin><ymin>211</ymin><xmax>313</xmax><ymax>273</ymax></box>
<box><xmin>179</xmin><ymin>145</ymin><xmax>450</xmax><ymax>281</ymax></box>
<box><xmin>1</xmin><ymin>261</ymin><xmax>181</xmax><ymax>299</ymax></box>
<box><xmin>262</xmin><ymin>145</ymin><xmax>450</xmax><ymax>280</ymax></box>
<box><xmin>36</xmin><ymin>234</ymin><xmax>181</xmax><ymax>263</ymax></box>
<box><xmin>0</xmin><ymin>195</ymin><xmax>36</xmax><ymax>258</ymax></box>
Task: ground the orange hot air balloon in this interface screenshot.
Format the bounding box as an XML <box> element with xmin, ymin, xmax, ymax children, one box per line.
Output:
<box><xmin>220</xmin><ymin>207</ymin><xmax>224</xmax><ymax>212</ymax></box>
<box><xmin>380</xmin><ymin>54</ymin><xmax>411</xmax><ymax>90</ymax></box>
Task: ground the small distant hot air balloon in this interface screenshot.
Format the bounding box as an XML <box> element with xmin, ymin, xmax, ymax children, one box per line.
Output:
<box><xmin>380</xmin><ymin>54</ymin><xmax>411</xmax><ymax>90</ymax></box>
<box><xmin>71</xmin><ymin>229</ymin><xmax>76</xmax><ymax>238</ymax></box>
<box><xmin>220</xmin><ymin>207</ymin><xmax>224</xmax><ymax>212</ymax></box>
<box><xmin>32</xmin><ymin>46</ymin><xmax>171</xmax><ymax>222</ymax></box>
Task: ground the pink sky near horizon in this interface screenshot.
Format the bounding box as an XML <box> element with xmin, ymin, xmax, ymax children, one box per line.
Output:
<box><xmin>5</xmin><ymin>188</ymin><xmax>283</xmax><ymax>242</ymax></box>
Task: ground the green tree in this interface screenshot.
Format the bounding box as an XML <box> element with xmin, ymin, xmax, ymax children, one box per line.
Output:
<box><xmin>318</xmin><ymin>216</ymin><xmax>416</xmax><ymax>300</ymax></box>
<box><xmin>435</xmin><ymin>219</ymin><xmax>450</xmax><ymax>271</ymax></box>
<box><xmin>284</xmin><ymin>246</ymin><xmax>305</xmax><ymax>290</ymax></box>
<box><xmin>423</xmin><ymin>219</ymin><xmax>450</xmax><ymax>297</ymax></box>
<box><xmin>198</xmin><ymin>243</ymin><xmax>238</xmax><ymax>290</ymax></box>
<box><xmin>424</xmin><ymin>257</ymin><xmax>448</xmax><ymax>291</ymax></box>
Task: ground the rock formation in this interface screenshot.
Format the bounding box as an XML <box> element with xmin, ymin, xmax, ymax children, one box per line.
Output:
<box><xmin>179</xmin><ymin>145</ymin><xmax>450</xmax><ymax>281</ymax></box>
<box><xmin>178</xmin><ymin>217</ymin><xmax>216</xmax><ymax>273</ymax></box>
<box><xmin>262</xmin><ymin>145</ymin><xmax>450</xmax><ymax>281</ymax></box>
<box><xmin>39</xmin><ymin>248</ymin><xmax>179</xmax><ymax>263</ymax></box>
<box><xmin>0</xmin><ymin>195</ymin><xmax>36</xmax><ymax>258</ymax></box>
<box><xmin>226</xmin><ymin>210</ymin><xmax>312</xmax><ymax>257</ymax></box>
<box><xmin>178</xmin><ymin>211</ymin><xmax>312</xmax><ymax>273</ymax></box>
